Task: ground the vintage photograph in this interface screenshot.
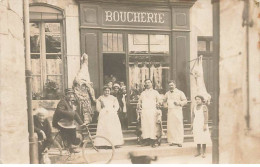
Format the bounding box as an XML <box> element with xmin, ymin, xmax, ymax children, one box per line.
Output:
<box><xmin>0</xmin><ymin>0</ymin><xmax>260</xmax><ymax>164</ymax></box>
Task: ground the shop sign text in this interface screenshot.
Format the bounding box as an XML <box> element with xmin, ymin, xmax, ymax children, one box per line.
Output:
<box><xmin>104</xmin><ymin>10</ymin><xmax>165</xmax><ymax>24</ymax></box>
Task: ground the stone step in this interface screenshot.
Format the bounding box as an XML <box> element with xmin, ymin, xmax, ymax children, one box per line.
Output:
<box><xmin>89</xmin><ymin>130</ymin><xmax>195</xmax><ymax>138</ymax></box>
<box><xmin>49</xmin><ymin>142</ymin><xmax>212</xmax><ymax>164</ymax></box>
<box><xmin>88</xmin><ymin>122</ymin><xmax>212</xmax><ymax>129</ymax></box>
<box><xmin>123</xmin><ymin>135</ymin><xmax>194</xmax><ymax>145</ymax></box>
<box><xmin>52</xmin><ymin>127</ymin><xmax>212</xmax><ymax>146</ymax></box>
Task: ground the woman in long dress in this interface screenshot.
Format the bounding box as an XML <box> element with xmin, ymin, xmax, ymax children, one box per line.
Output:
<box><xmin>95</xmin><ymin>86</ymin><xmax>124</xmax><ymax>147</ymax></box>
<box><xmin>191</xmin><ymin>95</ymin><xmax>211</xmax><ymax>158</ymax></box>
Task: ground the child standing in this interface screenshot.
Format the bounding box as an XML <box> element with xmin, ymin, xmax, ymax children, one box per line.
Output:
<box><xmin>191</xmin><ymin>95</ymin><xmax>211</xmax><ymax>158</ymax></box>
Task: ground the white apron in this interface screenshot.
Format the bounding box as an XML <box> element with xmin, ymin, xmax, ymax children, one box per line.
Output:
<box><xmin>141</xmin><ymin>108</ymin><xmax>157</xmax><ymax>140</ymax></box>
<box><xmin>193</xmin><ymin>105</ymin><xmax>211</xmax><ymax>144</ymax></box>
<box><xmin>165</xmin><ymin>89</ymin><xmax>187</xmax><ymax>144</ymax></box>
<box><xmin>95</xmin><ymin>95</ymin><xmax>124</xmax><ymax>146</ymax></box>
<box><xmin>167</xmin><ymin>107</ymin><xmax>184</xmax><ymax>144</ymax></box>
<box><xmin>139</xmin><ymin>89</ymin><xmax>160</xmax><ymax>140</ymax></box>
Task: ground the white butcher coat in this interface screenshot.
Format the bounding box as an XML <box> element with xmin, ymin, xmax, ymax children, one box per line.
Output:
<box><xmin>164</xmin><ymin>89</ymin><xmax>187</xmax><ymax>144</ymax></box>
<box><xmin>138</xmin><ymin>88</ymin><xmax>161</xmax><ymax>140</ymax></box>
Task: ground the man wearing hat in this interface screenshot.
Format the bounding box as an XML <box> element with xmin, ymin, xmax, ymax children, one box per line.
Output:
<box><xmin>52</xmin><ymin>88</ymin><xmax>84</xmax><ymax>153</ymax></box>
<box><xmin>34</xmin><ymin>107</ymin><xmax>53</xmax><ymax>162</ymax></box>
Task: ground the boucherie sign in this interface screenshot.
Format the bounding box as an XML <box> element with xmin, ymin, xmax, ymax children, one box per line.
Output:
<box><xmin>105</xmin><ymin>11</ymin><xmax>165</xmax><ymax>23</ymax></box>
<box><xmin>102</xmin><ymin>8</ymin><xmax>171</xmax><ymax>28</ymax></box>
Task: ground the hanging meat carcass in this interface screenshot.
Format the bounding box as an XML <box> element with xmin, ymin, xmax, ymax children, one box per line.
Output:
<box><xmin>73</xmin><ymin>53</ymin><xmax>96</xmax><ymax>124</ymax></box>
<box><xmin>191</xmin><ymin>55</ymin><xmax>211</xmax><ymax>105</ymax></box>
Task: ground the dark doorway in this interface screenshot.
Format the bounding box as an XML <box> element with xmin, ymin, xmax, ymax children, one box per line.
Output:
<box><xmin>103</xmin><ymin>53</ymin><xmax>126</xmax><ymax>85</ymax></box>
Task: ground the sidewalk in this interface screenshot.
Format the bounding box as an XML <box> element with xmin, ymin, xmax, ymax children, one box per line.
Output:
<box><xmin>110</xmin><ymin>154</ymin><xmax>212</xmax><ymax>164</ymax></box>
<box><xmin>49</xmin><ymin>142</ymin><xmax>212</xmax><ymax>164</ymax></box>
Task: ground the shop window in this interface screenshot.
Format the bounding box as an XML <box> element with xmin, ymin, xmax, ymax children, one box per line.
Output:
<box><xmin>103</xmin><ymin>33</ymin><xmax>124</xmax><ymax>52</ymax></box>
<box><xmin>197</xmin><ymin>36</ymin><xmax>213</xmax><ymax>56</ymax></box>
<box><xmin>30</xmin><ymin>5</ymin><xmax>64</xmax><ymax>100</ymax></box>
<box><xmin>198</xmin><ymin>41</ymin><xmax>206</xmax><ymax>51</ymax></box>
<box><xmin>128</xmin><ymin>34</ymin><xmax>170</xmax><ymax>102</ymax></box>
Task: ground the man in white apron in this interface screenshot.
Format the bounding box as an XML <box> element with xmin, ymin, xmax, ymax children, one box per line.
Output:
<box><xmin>137</xmin><ymin>79</ymin><xmax>161</xmax><ymax>147</ymax></box>
<box><xmin>164</xmin><ymin>80</ymin><xmax>187</xmax><ymax>147</ymax></box>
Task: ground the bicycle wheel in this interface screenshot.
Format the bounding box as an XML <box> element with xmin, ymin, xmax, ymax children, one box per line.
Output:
<box><xmin>82</xmin><ymin>135</ymin><xmax>115</xmax><ymax>164</ymax></box>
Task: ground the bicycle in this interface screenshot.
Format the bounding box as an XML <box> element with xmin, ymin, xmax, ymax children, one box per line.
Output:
<box><xmin>52</xmin><ymin>124</ymin><xmax>115</xmax><ymax>164</ymax></box>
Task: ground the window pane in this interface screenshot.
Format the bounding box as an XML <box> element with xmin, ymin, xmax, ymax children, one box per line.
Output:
<box><xmin>118</xmin><ymin>34</ymin><xmax>123</xmax><ymax>51</ymax></box>
<box><xmin>128</xmin><ymin>55</ymin><xmax>170</xmax><ymax>102</ymax></box>
<box><xmin>103</xmin><ymin>33</ymin><xmax>108</xmax><ymax>52</ymax></box>
<box><xmin>31</xmin><ymin>54</ymin><xmax>41</xmax><ymax>75</ymax></box>
<box><xmin>46</xmin><ymin>76</ymin><xmax>63</xmax><ymax>94</ymax></box>
<box><xmin>112</xmin><ymin>33</ymin><xmax>118</xmax><ymax>51</ymax></box>
<box><xmin>107</xmin><ymin>33</ymin><xmax>113</xmax><ymax>52</ymax></box>
<box><xmin>198</xmin><ymin>41</ymin><xmax>206</xmax><ymax>51</ymax></box>
<box><xmin>210</xmin><ymin>41</ymin><xmax>213</xmax><ymax>52</ymax></box>
<box><xmin>32</xmin><ymin>76</ymin><xmax>42</xmax><ymax>99</ymax></box>
<box><xmin>103</xmin><ymin>33</ymin><xmax>124</xmax><ymax>53</ymax></box>
<box><xmin>42</xmin><ymin>13</ymin><xmax>63</xmax><ymax>20</ymax></box>
<box><xmin>128</xmin><ymin>34</ymin><xmax>148</xmax><ymax>54</ymax></box>
<box><xmin>150</xmin><ymin>55</ymin><xmax>170</xmax><ymax>93</ymax></box>
<box><xmin>45</xmin><ymin>23</ymin><xmax>60</xmax><ymax>33</ymax></box>
<box><xmin>150</xmin><ymin>35</ymin><xmax>169</xmax><ymax>54</ymax></box>
<box><xmin>30</xmin><ymin>23</ymin><xmax>40</xmax><ymax>53</ymax></box>
<box><xmin>45</xmin><ymin>34</ymin><xmax>61</xmax><ymax>53</ymax></box>
<box><xmin>45</xmin><ymin>23</ymin><xmax>61</xmax><ymax>53</ymax></box>
<box><xmin>46</xmin><ymin>54</ymin><xmax>62</xmax><ymax>75</ymax></box>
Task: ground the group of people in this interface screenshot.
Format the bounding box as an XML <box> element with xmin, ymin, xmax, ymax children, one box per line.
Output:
<box><xmin>33</xmin><ymin>79</ymin><xmax>211</xmax><ymax>162</ymax></box>
<box><xmin>136</xmin><ymin>79</ymin><xmax>211</xmax><ymax>158</ymax></box>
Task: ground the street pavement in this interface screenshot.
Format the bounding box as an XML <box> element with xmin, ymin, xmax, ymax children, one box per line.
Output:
<box><xmin>110</xmin><ymin>153</ymin><xmax>212</xmax><ymax>164</ymax></box>
<box><xmin>50</xmin><ymin>142</ymin><xmax>212</xmax><ymax>164</ymax></box>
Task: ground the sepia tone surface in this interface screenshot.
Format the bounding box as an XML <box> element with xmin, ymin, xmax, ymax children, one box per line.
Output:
<box><xmin>0</xmin><ymin>0</ymin><xmax>260</xmax><ymax>164</ymax></box>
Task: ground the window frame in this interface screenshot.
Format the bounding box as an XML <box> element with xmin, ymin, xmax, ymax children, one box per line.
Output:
<box><xmin>197</xmin><ymin>36</ymin><xmax>213</xmax><ymax>57</ymax></box>
<box><xmin>29</xmin><ymin>4</ymin><xmax>67</xmax><ymax>100</ymax></box>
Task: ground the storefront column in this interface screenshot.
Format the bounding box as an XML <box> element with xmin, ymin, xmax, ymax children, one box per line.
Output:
<box><xmin>79</xmin><ymin>3</ymin><xmax>102</xmax><ymax>96</ymax></box>
<box><xmin>80</xmin><ymin>29</ymin><xmax>102</xmax><ymax>96</ymax></box>
<box><xmin>171</xmin><ymin>4</ymin><xmax>194</xmax><ymax>122</ymax></box>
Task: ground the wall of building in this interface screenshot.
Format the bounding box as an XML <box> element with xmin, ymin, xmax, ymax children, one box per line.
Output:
<box><xmin>248</xmin><ymin>0</ymin><xmax>260</xmax><ymax>137</ymax></box>
<box><xmin>30</xmin><ymin>0</ymin><xmax>81</xmax><ymax>88</ymax></box>
<box><xmin>218</xmin><ymin>0</ymin><xmax>260</xmax><ymax>163</ymax></box>
<box><xmin>0</xmin><ymin>0</ymin><xmax>30</xmax><ymax>163</ymax></box>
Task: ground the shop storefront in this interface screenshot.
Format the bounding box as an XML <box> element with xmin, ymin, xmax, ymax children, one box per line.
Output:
<box><xmin>78</xmin><ymin>0</ymin><xmax>196</xmax><ymax>124</ymax></box>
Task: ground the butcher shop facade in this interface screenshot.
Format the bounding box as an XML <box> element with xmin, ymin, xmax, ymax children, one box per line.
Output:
<box><xmin>28</xmin><ymin>0</ymin><xmax>215</xmax><ymax>126</ymax></box>
<box><xmin>77</xmin><ymin>0</ymin><xmax>203</xmax><ymax>124</ymax></box>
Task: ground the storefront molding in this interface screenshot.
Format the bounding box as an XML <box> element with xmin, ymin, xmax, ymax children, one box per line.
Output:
<box><xmin>77</xmin><ymin>0</ymin><xmax>173</xmax><ymax>6</ymax></box>
<box><xmin>172</xmin><ymin>7</ymin><xmax>190</xmax><ymax>31</ymax></box>
<box><xmin>77</xmin><ymin>0</ymin><xmax>197</xmax><ymax>7</ymax></box>
<box><xmin>79</xmin><ymin>26</ymin><xmax>172</xmax><ymax>32</ymax></box>
<box><xmin>172</xmin><ymin>29</ymin><xmax>191</xmax><ymax>32</ymax></box>
<box><xmin>79</xmin><ymin>3</ymin><xmax>172</xmax><ymax>29</ymax></box>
